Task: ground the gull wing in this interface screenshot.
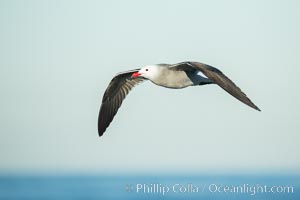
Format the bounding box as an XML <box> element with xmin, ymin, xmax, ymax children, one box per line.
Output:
<box><xmin>98</xmin><ymin>69</ymin><xmax>146</xmax><ymax>136</ymax></box>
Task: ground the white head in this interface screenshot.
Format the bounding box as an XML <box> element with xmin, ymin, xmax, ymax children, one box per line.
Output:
<box><xmin>132</xmin><ymin>65</ymin><xmax>160</xmax><ymax>80</ymax></box>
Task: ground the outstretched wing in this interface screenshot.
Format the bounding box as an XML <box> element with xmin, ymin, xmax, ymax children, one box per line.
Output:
<box><xmin>98</xmin><ymin>69</ymin><xmax>146</xmax><ymax>136</ymax></box>
<box><xmin>172</xmin><ymin>62</ymin><xmax>261</xmax><ymax>111</ymax></box>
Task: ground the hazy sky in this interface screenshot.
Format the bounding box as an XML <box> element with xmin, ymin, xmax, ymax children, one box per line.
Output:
<box><xmin>0</xmin><ymin>0</ymin><xmax>299</xmax><ymax>174</ymax></box>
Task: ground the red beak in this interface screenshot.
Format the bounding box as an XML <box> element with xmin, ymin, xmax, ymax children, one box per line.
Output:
<box><xmin>132</xmin><ymin>72</ymin><xmax>141</xmax><ymax>78</ymax></box>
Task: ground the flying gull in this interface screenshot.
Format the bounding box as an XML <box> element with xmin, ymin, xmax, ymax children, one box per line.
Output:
<box><xmin>98</xmin><ymin>61</ymin><xmax>260</xmax><ymax>136</ymax></box>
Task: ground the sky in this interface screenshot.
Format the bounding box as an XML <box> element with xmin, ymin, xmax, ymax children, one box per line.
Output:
<box><xmin>0</xmin><ymin>0</ymin><xmax>299</xmax><ymax>174</ymax></box>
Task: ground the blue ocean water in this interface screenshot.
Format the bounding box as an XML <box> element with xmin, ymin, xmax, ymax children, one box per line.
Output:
<box><xmin>0</xmin><ymin>174</ymin><xmax>299</xmax><ymax>200</ymax></box>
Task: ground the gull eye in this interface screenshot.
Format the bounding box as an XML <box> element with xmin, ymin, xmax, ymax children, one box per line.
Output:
<box><xmin>145</xmin><ymin>68</ymin><xmax>149</xmax><ymax>71</ymax></box>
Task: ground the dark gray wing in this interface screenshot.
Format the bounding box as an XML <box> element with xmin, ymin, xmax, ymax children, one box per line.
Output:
<box><xmin>171</xmin><ymin>62</ymin><xmax>261</xmax><ymax>111</ymax></box>
<box><xmin>98</xmin><ymin>69</ymin><xmax>146</xmax><ymax>136</ymax></box>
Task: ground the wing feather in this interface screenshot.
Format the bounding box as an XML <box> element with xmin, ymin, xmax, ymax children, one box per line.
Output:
<box><xmin>98</xmin><ymin>69</ymin><xmax>146</xmax><ymax>136</ymax></box>
<box><xmin>171</xmin><ymin>62</ymin><xmax>261</xmax><ymax>111</ymax></box>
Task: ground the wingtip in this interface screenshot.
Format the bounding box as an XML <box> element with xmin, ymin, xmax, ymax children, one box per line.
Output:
<box><xmin>98</xmin><ymin>133</ymin><xmax>104</xmax><ymax>137</ymax></box>
<box><xmin>98</xmin><ymin>129</ymin><xmax>105</xmax><ymax>137</ymax></box>
<box><xmin>98</xmin><ymin>126</ymin><xmax>105</xmax><ymax>137</ymax></box>
<box><xmin>252</xmin><ymin>105</ymin><xmax>261</xmax><ymax>112</ymax></box>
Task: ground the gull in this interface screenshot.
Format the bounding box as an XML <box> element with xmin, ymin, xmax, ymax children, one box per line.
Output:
<box><xmin>98</xmin><ymin>61</ymin><xmax>260</xmax><ymax>136</ymax></box>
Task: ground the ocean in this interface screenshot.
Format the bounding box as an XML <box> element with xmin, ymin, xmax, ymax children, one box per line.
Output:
<box><xmin>0</xmin><ymin>174</ymin><xmax>299</xmax><ymax>200</ymax></box>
